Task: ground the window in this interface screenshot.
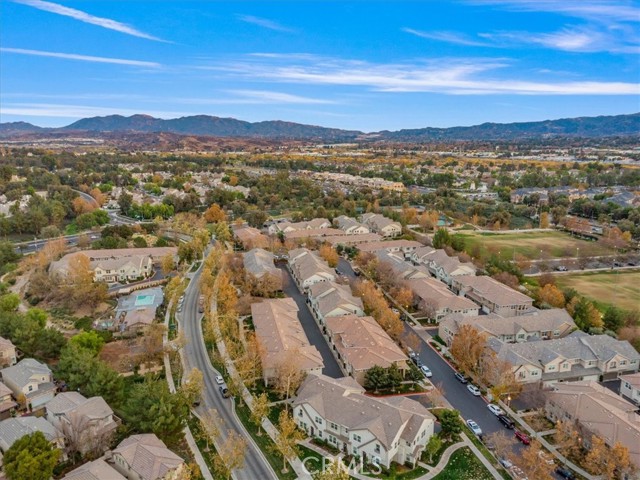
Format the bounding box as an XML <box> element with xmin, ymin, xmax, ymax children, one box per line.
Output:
<box><xmin>330</xmin><ymin>422</ymin><xmax>338</xmax><ymax>430</ymax></box>
<box><xmin>353</xmin><ymin>434</ymin><xmax>361</xmax><ymax>443</ymax></box>
<box><xmin>610</xmin><ymin>362</ymin><xmax>617</xmax><ymax>369</ymax></box>
<box><xmin>353</xmin><ymin>447</ymin><xmax>358</xmax><ymax>455</ymax></box>
<box><xmin>531</xmin><ymin>371</ymin><xmax>539</xmax><ymax>376</ymax></box>
<box><xmin>375</xmin><ymin>444</ymin><xmax>381</xmax><ymax>454</ymax></box>
<box><xmin>620</xmin><ymin>360</ymin><xmax>627</xmax><ymax>366</ymax></box>
<box><xmin>315</xmin><ymin>417</ymin><xmax>323</xmax><ymax>424</ymax></box>
<box><xmin>547</xmin><ymin>365</ymin><xmax>556</xmax><ymax>371</ymax></box>
<box><xmin>553</xmin><ymin>330</ymin><xmax>560</xmax><ymax>336</ymax></box>
<box><xmin>28</xmin><ymin>385</ymin><xmax>33</xmax><ymax>392</ymax></box>
<box><xmin>298</xmin><ymin>410</ymin><xmax>303</xmax><ymax>417</ymax></box>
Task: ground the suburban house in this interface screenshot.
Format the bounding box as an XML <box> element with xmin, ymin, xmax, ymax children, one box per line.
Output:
<box><xmin>545</xmin><ymin>381</ymin><xmax>640</xmax><ymax>468</ymax></box>
<box><xmin>244</xmin><ymin>248</ymin><xmax>283</xmax><ymax>292</ymax></box>
<box><xmin>357</xmin><ymin>240</ymin><xmax>423</xmax><ymax>258</ymax></box>
<box><xmin>112</xmin><ymin>287</ymin><xmax>164</xmax><ymax>334</ymax></box>
<box><xmin>110</xmin><ymin>433</ymin><xmax>186</xmax><ymax>480</ymax></box>
<box><xmin>375</xmin><ymin>251</ymin><xmax>431</xmax><ymax>281</ymax></box>
<box><xmin>0</xmin><ymin>382</ymin><xmax>17</xmax><ymax>420</ymax></box>
<box><xmin>288</xmin><ymin>248</ymin><xmax>336</xmax><ymax>290</ymax></box>
<box><xmin>439</xmin><ymin>308</ymin><xmax>577</xmax><ymax>345</ymax></box>
<box><xmin>64</xmin><ymin>459</ymin><xmax>126</xmax><ymax>480</ymax></box>
<box><xmin>252</xmin><ymin>299</ymin><xmax>324</xmax><ymax>386</ymax></box>
<box><xmin>451</xmin><ymin>275</ymin><xmax>534</xmax><ymax>316</ymax></box>
<box><xmin>307</xmin><ymin>281</ymin><xmax>364</xmax><ymax>325</ymax></box>
<box><xmin>293</xmin><ymin>374</ymin><xmax>436</xmax><ymax>469</ymax></box>
<box><xmin>233</xmin><ymin>225</ymin><xmax>269</xmax><ymax>250</ymax></box>
<box><xmin>269</xmin><ymin>218</ymin><xmax>331</xmax><ymax>235</ymax></box>
<box><xmin>0</xmin><ymin>336</ymin><xmax>17</xmax><ymax>368</ymax></box>
<box><xmin>334</xmin><ymin>215</ymin><xmax>371</xmax><ymax>235</ymax></box>
<box><xmin>1</xmin><ymin>358</ymin><xmax>56</xmax><ymax>410</ymax></box>
<box><xmin>323</xmin><ymin>233</ymin><xmax>383</xmax><ymax>247</ymax></box>
<box><xmin>410</xmin><ymin>246</ymin><xmax>437</xmax><ymax>265</ymax></box>
<box><xmin>619</xmin><ymin>372</ymin><xmax>640</xmax><ymax>406</ymax></box>
<box><xmin>0</xmin><ymin>416</ymin><xmax>65</xmax><ymax>453</ymax></box>
<box><xmin>407</xmin><ymin>278</ymin><xmax>479</xmax><ymax>321</ymax></box>
<box><xmin>324</xmin><ymin>314</ymin><xmax>408</xmax><ymax>384</ymax></box>
<box><xmin>50</xmin><ymin>247</ymin><xmax>177</xmax><ymax>283</ymax></box>
<box><xmin>488</xmin><ymin>331</ymin><xmax>640</xmax><ymax>386</ymax></box>
<box><xmin>284</xmin><ymin>228</ymin><xmax>346</xmax><ymax>242</ymax></box>
<box><xmin>361</xmin><ymin>213</ymin><xmax>402</xmax><ymax>238</ymax></box>
<box><xmin>421</xmin><ymin>250</ymin><xmax>476</xmax><ymax>286</ymax></box>
<box><xmin>46</xmin><ymin>392</ymin><xmax>119</xmax><ymax>456</ymax></box>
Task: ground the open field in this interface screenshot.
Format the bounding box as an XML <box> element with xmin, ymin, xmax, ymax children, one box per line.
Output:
<box><xmin>453</xmin><ymin>231</ymin><xmax>616</xmax><ymax>262</ymax></box>
<box><xmin>555</xmin><ymin>270</ymin><xmax>640</xmax><ymax>312</ymax></box>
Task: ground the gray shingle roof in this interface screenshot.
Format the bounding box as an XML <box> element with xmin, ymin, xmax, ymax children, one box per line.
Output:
<box><xmin>0</xmin><ymin>417</ymin><xmax>60</xmax><ymax>451</ymax></box>
<box><xmin>1</xmin><ymin>358</ymin><xmax>51</xmax><ymax>389</ymax></box>
<box><xmin>113</xmin><ymin>434</ymin><xmax>184</xmax><ymax>480</ymax></box>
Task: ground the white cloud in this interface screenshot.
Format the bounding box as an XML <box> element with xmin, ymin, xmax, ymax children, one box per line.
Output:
<box><xmin>226</xmin><ymin>90</ymin><xmax>334</xmax><ymax>104</ymax></box>
<box><xmin>237</xmin><ymin>15</ymin><xmax>294</xmax><ymax>33</ymax></box>
<box><xmin>1</xmin><ymin>48</ymin><xmax>161</xmax><ymax>67</ymax></box>
<box><xmin>13</xmin><ymin>0</ymin><xmax>165</xmax><ymax>41</ymax></box>
<box><xmin>213</xmin><ymin>54</ymin><xmax>639</xmax><ymax>95</ymax></box>
<box><xmin>403</xmin><ymin>28</ymin><xmax>492</xmax><ymax>47</ymax></box>
<box><xmin>468</xmin><ymin>0</ymin><xmax>640</xmax><ymax>22</ymax></box>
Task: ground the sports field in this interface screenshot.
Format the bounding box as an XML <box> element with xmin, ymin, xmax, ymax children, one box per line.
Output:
<box><xmin>454</xmin><ymin>231</ymin><xmax>615</xmax><ymax>262</ymax></box>
<box><xmin>555</xmin><ymin>271</ymin><xmax>640</xmax><ymax>312</ymax></box>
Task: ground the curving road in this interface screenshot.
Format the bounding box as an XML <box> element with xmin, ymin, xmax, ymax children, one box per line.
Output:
<box><xmin>179</xmin><ymin>262</ymin><xmax>277</xmax><ymax>480</ymax></box>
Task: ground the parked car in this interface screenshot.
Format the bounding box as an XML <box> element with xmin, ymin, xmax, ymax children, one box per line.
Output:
<box><xmin>487</xmin><ymin>404</ymin><xmax>505</xmax><ymax>416</ymax></box>
<box><xmin>514</xmin><ymin>429</ymin><xmax>531</xmax><ymax>445</ymax></box>
<box><xmin>498</xmin><ymin>414</ymin><xmax>515</xmax><ymax>429</ymax></box>
<box><xmin>391</xmin><ymin>307</ymin><xmax>400</xmax><ymax>315</ymax></box>
<box><xmin>215</xmin><ymin>375</ymin><xmax>224</xmax><ymax>385</ymax></box>
<box><xmin>219</xmin><ymin>385</ymin><xmax>230</xmax><ymax>398</ymax></box>
<box><xmin>420</xmin><ymin>365</ymin><xmax>433</xmax><ymax>378</ymax></box>
<box><xmin>454</xmin><ymin>372</ymin><xmax>468</xmax><ymax>384</ymax></box>
<box><xmin>555</xmin><ymin>265</ymin><xmax>568</xmax><ymax>271</ymax></box>
<box><xmin>555</xmin><ymin>466</ymin><xmax>576</xmax><ymax>479</ymax></box>
<box><xmin>499</xmin><ymin>458</ymin><xmax>513</xmax><ymax>469</ymax></box>
<box><xmin>510</xmin><ymin>465</ymin><xmax>528</xmax><ymax>480</ymax></box>
<box><xmin>466</xmin><ymin>419</ymin><xmax>482</xmax><ymax>436</ymax></box>
<box><xmin>467</xmin><ymin>384</ymin><xmax>481</xmax><ymax>396</ymax></box>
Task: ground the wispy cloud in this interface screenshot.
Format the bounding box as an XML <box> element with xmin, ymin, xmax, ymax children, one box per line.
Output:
<box><xmin>403</xmin><ymin>28</ymin><xmax>492</xmax><ymax>47</ymax></box>
<box><xmin>1</xmin><ymin>48</ymin><xmax>161</xmax><ymax>67</ymax></box>
<box><xmin>13</xmin><ymin>0</ymin><xmax>165</xmax><ymax>41</ymax></box>
<box><xmin>227</xmin><ymin>90</ymin><xmax>334</xmax><ymax>104</ymax></box>
<box><xmin>468</xmin><ymin>0</ymin><xmax>640</xmax><ymax>22</ymax></box>
<box><xmin>237</xmin><ymin>15</ymin><xmax>294</xmax><ymax>33</ymax></box>
<box><xmin>210</xmin><ymin>54</ymin><xmax>639</xmax><ymax>95</ymax></box>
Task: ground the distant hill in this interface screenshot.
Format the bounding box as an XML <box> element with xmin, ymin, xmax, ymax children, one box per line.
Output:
<box><xmin>0</xmin><ymin>121</ymin><xmax>45</xmax><ymax>134</ymax></box>
<box><xmin>375</xmin><ymin>113</ymin><xmax>640</xmax><ymax>141</ymax></box>
<box><xmin>63</xmin><ymin>114</ymin><xmax>362</xmax><ymax>141</ymax></box>
<box><xmin>1</xmin><ymin>112</ymin><xmax>638</xmax><ymax>141</ymax></box>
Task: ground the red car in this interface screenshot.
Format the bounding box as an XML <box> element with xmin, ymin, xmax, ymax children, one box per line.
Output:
<box><xmin>514</xmin><ymin>430</ymin><xmax>531</xmax><ymax>445</ymax></box>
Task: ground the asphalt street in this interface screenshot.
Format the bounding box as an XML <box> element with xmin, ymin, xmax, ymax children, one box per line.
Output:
<box><xmin>277</xmin><ymin>264</ymin><xmax>343</xmax><ymax>379</ymax></box>
<box><xmin>179</xmin><ymin>263</ymin><xmax>277</xmax><ymax>480</ymax></box>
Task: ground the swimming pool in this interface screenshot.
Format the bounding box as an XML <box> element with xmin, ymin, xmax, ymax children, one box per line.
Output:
<box><xmin>134</xmin><ymin>294</ymin><xmax>155</xmax><ymax>307</ymax></box>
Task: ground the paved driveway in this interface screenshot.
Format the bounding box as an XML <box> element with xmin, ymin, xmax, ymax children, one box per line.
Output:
<box><xmin>277</xmin><ymin>265</ymin><xmax>343</xmax><ymax>379</ymax></box>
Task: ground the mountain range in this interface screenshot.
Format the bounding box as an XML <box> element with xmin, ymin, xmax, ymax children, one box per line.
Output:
<box><xmin>1</xmin><ymin>112</ymin><xmax>638</xmax><ymax>142</ymax></box>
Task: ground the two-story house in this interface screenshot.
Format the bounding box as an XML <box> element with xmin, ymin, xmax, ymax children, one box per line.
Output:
<box><xmin>619</xmin><ymin>372</ymin><xmax>640</xmax><ymax>406</ymax></box>
<box><xmin>361</xmin><ymin>214</ymin><xmax>402</xmax><ymax>238</ymax></box>
<box><xmin>293</xmin><ymin>374</ymin><xmax>435</xmax><ymax>469</ymax></box>
<box><xmin>307</xmin><ymin>281</ymin><xmax>364</xmax><ymax>326</ymax></box>
<box><xmin>407</xmin><ymin>277</ymin><xmax>479</xmax><ymax>321</ymax></box>
<box><xmin>451</xmin><ymin>275</ymin><xmax>534</xmax><ymax>316</ymax></box>
<box><xmin>421</xmin><ymin>250</ymin><xmax>476</xmax><ymax>286</ymax></box>
<box><xmin>46</xmin><ymin>391</ymin><xmax>119</xmax><ymax>456</ymax></box>
<box><xmin>288</xmin><ymin>248</ymin><xmax>336</xmax><ymax>291</ymax></box>
<box><xmin>0</xmin><ymin>382</ymin><xmax>17</xmax><ymax>420</ymax></box>
<box><xmin>334</xmin><ymin>215</ymin><xmax>371</xmax><ymax>235</ymax></box>
<box><xmin>1</xmin><ymin>358</ymin><xmax>56</xmax><ymax>410</ymax></box>
<box><xmin>488</xmin><ymin>331</ymin><xmax>640</xmax><ymax>386</ymax></box>
<box><xmin>0</xmin><ymin>417</ymin><xmax>65</xmax><ymax>453</ymax></box>
<box><xmin>110</xmin><ymin>434</ymin><xmax>185</xmax><ymax>480</ymax></box>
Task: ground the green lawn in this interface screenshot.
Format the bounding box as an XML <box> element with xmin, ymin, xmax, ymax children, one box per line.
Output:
<box><xmin>453</xmin><ymin>231</ymin><xmax>614</xmax><ymax>262</ymax></box>
<box><xmin>432</xmin><ymin>447</ymin><xmax>494</xmax><ymax>480</ymax></box>
<box><xmin>555</xmin><ymin>270</ymin><xmax>640</xmax><ymax>312</ymax></box>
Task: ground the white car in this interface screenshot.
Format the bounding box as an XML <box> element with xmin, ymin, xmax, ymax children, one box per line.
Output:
<box><xmin>487</xmin><ymin>404</ymin><xmax>505</xmax><ymax>416</ymax></box>
<box><xmin>467</xmin><ymin>384</ymin><xmax>481</xmax><ymax>396</ymax></box>
<box><xmin>215</xmin><ymin>375</ymin><xmax>224</xmax><ymax>385</ymax></box>
<box><xmin>420</xmin><ymin>365</ymin><xmax>433</xmax><ymax>378</ymax></box>
<box><xmin>466</xmin><ymin>419</ymin><xmax>482</xmax><ymax>436</ymax></box>
<box><xmin>499</xmin><ymin>458</ymin><xmax>513</xmax><ymax>469</ymax></box>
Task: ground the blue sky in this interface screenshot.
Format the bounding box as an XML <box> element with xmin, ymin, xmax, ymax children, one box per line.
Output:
<box><xmin>1</xmin><ymin>0</ymin><xmax>639</xmax><ymax>131</ymax></box>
